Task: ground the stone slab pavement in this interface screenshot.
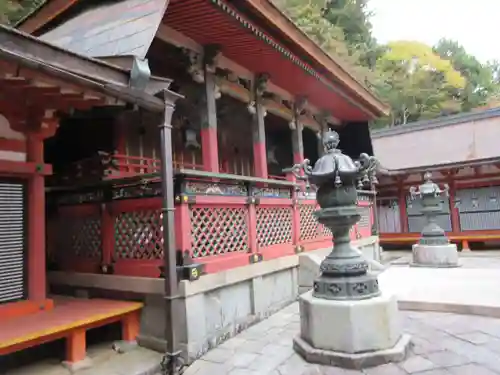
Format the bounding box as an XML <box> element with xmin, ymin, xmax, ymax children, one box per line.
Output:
<box><xmin>182</xmin><ymin>302</ymin><xmax>500</xmax><ymax>375</ymax></box>
<box><xmin>4</xmin><ymin>344</ymin><xmax>162</xmax><ymax>375</ymax></box>
<box><xmin>378</xmin><ymin>262</ymin><xmax>500</xmax><ymax>314</ymax></box>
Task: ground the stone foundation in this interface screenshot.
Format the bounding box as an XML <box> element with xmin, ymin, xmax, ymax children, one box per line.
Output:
<box><xmin>48</xmin><ymin>236</ymin><xmax>380</xmax><ymax>364</ymax></box>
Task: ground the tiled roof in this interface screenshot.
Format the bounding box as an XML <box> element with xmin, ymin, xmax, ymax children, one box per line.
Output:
<box><xmin>372</xmin><ymin>108</ymin><xmax>500</xmax><ymax>171</ymax></box>
<box><xmin>40</xmin><ymin>0</ymin><xmax>168</xmax><ymax>58</ymax></box>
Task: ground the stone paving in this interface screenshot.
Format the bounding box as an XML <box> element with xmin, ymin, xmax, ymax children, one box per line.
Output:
<box><xmin>183</xmin><ymin>302</ymin><xmax>500</xmax><ymax>375</ymax></box>
<box><xmin>4</xmin><ymin>344</ymin><xmax>162</xmax><ymax>375</ymax></box>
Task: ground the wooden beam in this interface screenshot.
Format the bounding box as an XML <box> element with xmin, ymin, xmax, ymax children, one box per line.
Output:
<box><xmin>155</xmin><ymin>24</ymin><xmax>338</xmax><ymax>125</ymax></box>
<box><xmin>0</xmin><ymin>51</ymin><xmax>168</xmax><ymax>112</ymax></box>
<box><xmin>244</xmin><ymin>0</ymin><xmax>389</xmax><ymax>117</ymax></box>
<box><xmin>0</xmin><ymin>160</ymin><xmax>52</xmax><ymax>176</ymax></box>
<box><xmin>17</xmin><ymin>0</ymin><xmax>80</xmax><ymax>34</ymax></box>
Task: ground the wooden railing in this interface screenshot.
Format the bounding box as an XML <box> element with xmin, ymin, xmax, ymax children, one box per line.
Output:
<box><xmin>52</xmin><ymin>152</ymin><xmax>257</xmax><ymax>184</ymax></box>
<box><xmin>47</xmin><ymin>170</ymin><xmax>375</xmax><ymax>278</ymax></box>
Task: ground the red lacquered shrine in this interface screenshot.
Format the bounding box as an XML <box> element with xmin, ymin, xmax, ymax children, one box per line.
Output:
<box><xmin>0</xmin><ymin>24</ymin><xmax>177</xmax><ymax>366</ymax></box>
<box><xmin>20</xmin><ymin>0</ymin><xmax>386</xmax><ymax>274</ymax></box>
<box><xmin>8</xmin><ymin>0</ymin><xmax>388</xmax><ymax>366</ymax></box>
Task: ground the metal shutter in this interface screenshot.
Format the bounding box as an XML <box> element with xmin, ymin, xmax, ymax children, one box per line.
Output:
<box><xmin>0</xmin><ymin>181</ymin><xmax>26</xmax><ymax>304</ymax></box>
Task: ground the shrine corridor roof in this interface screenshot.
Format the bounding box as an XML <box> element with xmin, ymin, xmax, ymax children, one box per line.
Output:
<box><xmin>372</xmin><ymin>108</ymin><xmax>500</xmax><ymax>172</ymax></box>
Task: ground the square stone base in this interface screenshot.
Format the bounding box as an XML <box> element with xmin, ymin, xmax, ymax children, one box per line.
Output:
<box><xmin>294</xmin><ymin>333</ymin><xmax>412</xmax><ymax>369</ymax></box>
<box><xmin>295</xmin><ymin>291</ymin><xmax>411</xmax><ymax>369</ymax></box>
<box><xmin>412</xmin><ymin>243</ymin><xmax>460</xmax><ymax>268</ymax></box>
<box><xmin>61</xmin><ymin>357</ymin><xmax>93</xmax><ymax>372</ymax></box>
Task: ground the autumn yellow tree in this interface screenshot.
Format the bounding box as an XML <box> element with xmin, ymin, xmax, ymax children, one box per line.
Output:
<box><xmin>374</xmin><ymin>41</ymin><xmax>465</xmax><ymax>126</ymax></box>
<box><xmin>273</xmin><ymin>0</ymin><xmax>496</xmax><ymax>128</ymax></box>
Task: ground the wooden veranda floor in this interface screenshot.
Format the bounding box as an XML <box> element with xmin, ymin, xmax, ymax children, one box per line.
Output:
<box><xmin>0</xmin><ymin>297</ymin><xmax>143</xmax><ymax>364</ymax></box>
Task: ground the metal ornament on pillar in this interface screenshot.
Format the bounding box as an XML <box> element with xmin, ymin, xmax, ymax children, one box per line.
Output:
<box><xmin>286</xmin><ymin>129</ymin><xmax>379</xmax><ymax>300</ymax></box>
<box><xmin>409</xmin><ymin>172</ymin><xmax>450</xmax><ymax>246</ymax></box>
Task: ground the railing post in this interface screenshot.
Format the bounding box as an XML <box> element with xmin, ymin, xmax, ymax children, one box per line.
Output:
<box><xmin>398</xmin><ymin>184</ymin><xmax>409</xmax><ymax>233</ymax></box>
<box><xmin>247</xmin><ymin>196</ymin><xmax>258</xmax><ymax>256</ymax></box>
<box><xmin>287</xmin><ymin>173</ymin><xmax>302</xmax><ymax>252</ymax></box>
<box><xmin>448</xmin><ymin>180</ymin><xmax>460</xmax><ymax>233</ymax></box>
<box><xmin>100</xmin><ymin>202</ymin><xmax>115</xmax><ymax>273</ymax></box>
<box><xmin>173</xmin><ymin>192</ymin><xmax>204</xmax><ymax>280</ymax></box>
<box><xmin>174</xmin><ymin>194</ymin><xmax>193</xmax><ymax>257</ymax></box>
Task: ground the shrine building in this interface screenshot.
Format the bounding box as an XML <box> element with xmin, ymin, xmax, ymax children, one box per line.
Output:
<box><xmin>373</xmin><ymin>107</ymin><xmax>500</xmax><ymax>251</ymax></box>
<box><xmin>1</xmin><ymin>0</ymin><xmax>387</xmax><ymax>368</ymax></box>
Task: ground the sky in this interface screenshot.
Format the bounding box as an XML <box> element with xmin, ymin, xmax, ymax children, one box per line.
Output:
<box><xmin>368</xmin><ymin>0</ymin><xmax>500</xmax><ymax>63</ymax></box>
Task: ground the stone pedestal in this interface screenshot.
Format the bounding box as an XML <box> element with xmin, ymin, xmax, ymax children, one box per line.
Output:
<box><xmin>411</xmin><ymin>243</ymin><xmax>460</xmax><ymax>268</ymax></box>
<box><xmin>293</xmin><ymin>291</ymin><xmax>411</xmax><ymax>369</ymax></box>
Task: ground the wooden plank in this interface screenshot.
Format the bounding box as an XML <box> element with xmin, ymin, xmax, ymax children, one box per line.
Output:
<box><xmin>0</xmin><ymin>298</ymin><xmax>143</xmax><ymax>354</ymax></box>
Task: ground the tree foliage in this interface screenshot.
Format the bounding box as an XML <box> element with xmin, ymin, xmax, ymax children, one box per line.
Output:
<box><xmin>273</xmin><ymin>0</ymin><xmax>500</xmax><ymax>128</ymax></box>
<box><xmin>3</xmin><ymin>0</ymin><xmax>499</xmax><ymax>127</ymax></box>
<box><xmin>434</xmin><ymin>39</ymin><xmax>498</xmax><ymax>111</ymax></box>
<box><xmin>0</xmin><ymin>0</ymin><xmax>44</xmax><ymax>25</ymax></box>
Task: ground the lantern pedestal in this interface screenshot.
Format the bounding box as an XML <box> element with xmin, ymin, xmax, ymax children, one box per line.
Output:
<box><xmin>412</xmin><ymin>243</ymin><xmax>460</xmax><ymax>268</ymax></box>
<box><xmin>294</xmin><ymin>291</ymin><xmax>411</xmax><ymax>369</ymax></box>
<box><xmin>409</xmin><ymin>172</ymin><xmax>459</xmax><ymax>268</ymax></box>
<box><xmin>286</xmin><ymin>129</ymin><xmax>410</xmax><ymax>369</ymax></box>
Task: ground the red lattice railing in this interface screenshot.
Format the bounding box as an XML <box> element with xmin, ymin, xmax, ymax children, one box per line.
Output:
<box><xmin>256</xmin><ymin>207</ymin><xmax>293</xmax><ymax>248</ymax></box>
<box><xmin>49</xmin><ymin>191</ymin><xmax>374</xmax><ymax>277</ymax></box>
<box><xmin>191</xmin><ymin>206</ymin><xmax>249</xmax><ymax>257</ymax></box>
<box><xmin>299</xmin><ymin>204</ymin><xmax>322</xmax><ymax>242</ymax></box>
<box><xmin>54</xmin><ymin>204</ymin><xmax>102</xmax><ymax>273</ymax></box>
<box><xmin>114</xmin><ymin>209</ymin><xmax>164</xmax><ymax>260</ymax></box>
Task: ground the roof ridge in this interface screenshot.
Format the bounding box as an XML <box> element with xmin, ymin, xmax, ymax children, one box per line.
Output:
<box><xmin>371</xmin><ymin>107</ymin><xmax>500</xmax><ymax>138</ymax></box>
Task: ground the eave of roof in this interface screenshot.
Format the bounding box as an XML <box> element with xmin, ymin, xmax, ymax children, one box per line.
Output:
<box><xmin>0</xmin><ymin>25</ymin><xmax>179</xmax><ymax>112</ymax></box>
<box><xmin>244</xmin><ymin>0</ymin><xmax>390</xmax><ymax>117</ymax></box>
<box><xmin>15</xmin><ymin>0</ymin><xmax>389</xmax><ymax>118</ymax></box>
<box><xmin>379</xmin><ymin>156</ymin><xmax>500</xmax><ymax>176</ymax></box>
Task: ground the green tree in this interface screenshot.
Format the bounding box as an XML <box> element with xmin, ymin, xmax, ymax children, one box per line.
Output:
<box><xmin>0</xmin><ymin>0</ymin><xmax>44</xmax><ymax>25</ymax></box>
<box><xmin>273</xmin><ymin>0</ymin><xmax>378</xmax><ymax>84</ymax></box>
<box><xmin>0</xmin><ymin>1</ymin><xmax>21</xmax><ymax>24</ymax></box>
<box><xmin>434</xmin><ymin>38</ymin><xmax>498</xmax><ymax>111</ymax></box>
<box><xmin>375</xmin><ymin>41</ymin><xmax>465</xmax><ymax>126</ymax></box>
<box><xmin>270</xmin><ymin>1</ymin><xmax>495</xmax><ymax>128</ymax></box>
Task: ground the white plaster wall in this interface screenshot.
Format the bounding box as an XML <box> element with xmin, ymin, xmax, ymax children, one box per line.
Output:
<box><xmin>0</xmin><ymin>150</ymin><xmax>26</xmax><ymax>162</ymax></box>
<box><xmin>0</xmin><ymin>115</ymin><xmax>26</xmax><ymax>162</ymax></box>
<box><xmin>0</xmin><ymin>115</ymin><xmax>25</xmax><ymax>140</ymax></box>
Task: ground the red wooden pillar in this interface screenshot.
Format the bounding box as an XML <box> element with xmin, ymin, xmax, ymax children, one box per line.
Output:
<box><xmin>174</xmin><ymin>196</ymin><xmax>193</xmax><ymax>256</ymax></box>
<box><xmin>291</xmin><ymin>98</ymin><xmax>306</xmax><ymax>165</ymax></box>
<box><xmin>27</xmin><ymin>134</ymin><xmax>46</xmax><ymax>301</ymax></box>
<box><xmin>448</xmin><ymin>181</ymin><xmax>460</xmax><ymax>234</ymax></box>
<box><xmin>398</xmin><ymin>185</ymin><xmax>409</xmax><ymax>233</ymax></box>
<box><xmin>101</xmin><ymin>203</ymin><xmax>114</xmax><ymax>269</ymax></box>
<box><xmin>253</xmin><ymin>104</ymin><xmax>268</xmax><ymax>178</ymax></box>
<box><xmin>252</xmin><ymin>73</ymin><xmax>269</xmax><ymax>178</ymax></box>
<box><xmin>114</xmin><ymin>112</ymin><xmax>127</xmax><ymax>155</ymax></box>
<box><xmin>201</xmin><ymin>70</ymin><xmax>219</xmax><ymax>173</ymax></box>
<box><xmin>292</xmin><ymin>121</ymin><xmax>304</xmax><ymax>165</ymax></box>
<box><xmin>287</xmin><ymin>173</ymin><xmax>301</xmax><ymax>249</ymax></box>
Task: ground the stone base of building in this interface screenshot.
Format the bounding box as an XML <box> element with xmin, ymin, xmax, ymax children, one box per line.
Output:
<box><xmin>294</xmin><ymin>291</ymin><xmax>410</xmax><ymax>369</ymax></box>
<box><xmin>411</xmin><ymin>243</ymin><xmax>460</xmax><ymax>268</ymax></box>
